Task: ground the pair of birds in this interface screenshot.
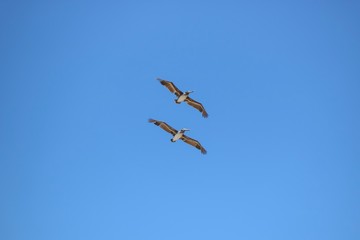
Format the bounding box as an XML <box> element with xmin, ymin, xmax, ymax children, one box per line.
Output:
<box><xmin>149</xmin><ymin>78</ymin><xmax>208</xmax><ymax>154</ymax></box>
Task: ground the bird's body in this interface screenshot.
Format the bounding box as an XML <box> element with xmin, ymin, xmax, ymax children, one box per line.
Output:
<box><xmin>157</xmin><ymin>78</ymin><xmax>208</xmax><ymax>118</ymax></box>
<box><xmin>176</xmin><ymin>93</ymin><xmax>190</xmax><ymax>104</ymax></box>
<box><xmin>171</xmin><ymin>129</ymin><xmax>187</xmax><ymax>142</ymax></box>
<box><xmin>148</xmin><ymin>118</ymin><xmax>207</xmax><ymax>154</ymax></box>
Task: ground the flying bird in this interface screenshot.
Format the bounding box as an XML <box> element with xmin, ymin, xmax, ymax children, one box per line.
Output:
<box><xmin>156</xmin><ymin>78</ymin><xmax>208</xmax><ymax>118</ymax></box>
<box><xmin>148</xmin><ymin>118</ymin><xmax>207</xmax><ymax>154</ymax></box>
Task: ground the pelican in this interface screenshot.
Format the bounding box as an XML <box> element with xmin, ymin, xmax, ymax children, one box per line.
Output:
<box><xmin>148</xmin><ymin>118</ymin><xmax>207</xmax><ymax>154</ymax></box>
<box><xmin>156</xmin><ymin>78</ymin><xmax>208</xmax><ymax>118</ymax></box>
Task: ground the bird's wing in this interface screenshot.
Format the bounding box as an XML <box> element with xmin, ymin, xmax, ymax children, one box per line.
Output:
<box><xmin>181</xmin><ymin>135</ymin><xmax>207</xmax><ymax>154</ymax></box>
<box><xmin>184</xmin><ymin>97</ymin><xmax>208</xmax><ymax>118</ymax></box>
<box><xmin>148</xmin><ymin>118</ymin><xmax>178</xmax><ymax>136</ymax></box>
<box><xmin>157</xmin><ymin>78</ymin><xmax>183</xmax><ymax>97</ymax></box>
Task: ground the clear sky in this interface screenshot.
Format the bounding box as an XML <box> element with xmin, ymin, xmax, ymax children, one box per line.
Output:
<box><xmin>1</xmin><ymin>0</ymin><xmax>360</xmax><ymax>239</ymax></box>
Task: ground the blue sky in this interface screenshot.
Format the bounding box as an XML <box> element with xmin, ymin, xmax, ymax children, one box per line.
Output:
<box><xmin>1</xmin><ymin>0</ymin><xmax>360</xmax><ymax>239</ymax></box>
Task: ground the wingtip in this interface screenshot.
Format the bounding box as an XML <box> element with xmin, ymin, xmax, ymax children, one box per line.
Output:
<box><xmin>201</xmin><ymin>148</ymin><xmax>207</xmax><ymax>154</ymax></box>
<box><xmin>148</xmin><ymin>118</ymin><xmax>155</xmax><ymax>123</ymax></box>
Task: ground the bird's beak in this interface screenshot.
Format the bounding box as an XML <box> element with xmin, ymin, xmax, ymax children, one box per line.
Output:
<box><xmin>184</xmin><ymin>128</ymin><xmax>191</xmax><ymax>131</ymax></box>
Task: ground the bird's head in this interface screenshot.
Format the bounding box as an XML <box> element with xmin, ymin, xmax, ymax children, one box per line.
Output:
<box><xmin>185</xmin><ymin>90</ymin><xmax>194</xmax><ymax>94</ymax></box>
<box><xmin>181</xmin><ymin>128</ymin><xmax>191</xmax><ymax>132</ymax></box>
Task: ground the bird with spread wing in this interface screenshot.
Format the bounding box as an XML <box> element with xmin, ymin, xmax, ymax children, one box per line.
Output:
<box><xmin>148</xmin><ymin>118</ymin><xmax>207</xmax><ymax>154</ymax></box>
<box><xmin>157</xmin><ymin>78</ymin><xmax>208</xmax><ymax>118</ymax></box>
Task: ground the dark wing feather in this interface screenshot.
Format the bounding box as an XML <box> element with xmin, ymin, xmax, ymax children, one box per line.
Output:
<box><xmin>181</xmin><ymin>135</ymin><xmax>207</xmax><ymax>154</ymax></box>
<box><xmin>148</xmin><ymin>118</ymin><xmax>178</xmax><ymax>136</ymax></box>
<box><xmin>184</xmin><ymin>97</ymin><xmax>208</xmax><ymax>118</ymax></box>
<box><xmin>157</xmin><ymin>78</ymin><xmax>183</xmax><ymax>97</ymax></box>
